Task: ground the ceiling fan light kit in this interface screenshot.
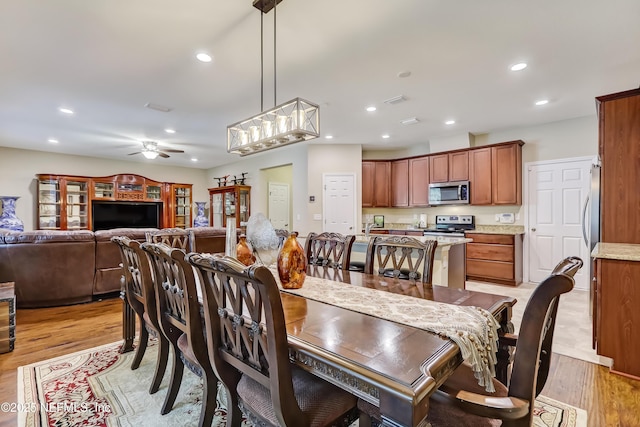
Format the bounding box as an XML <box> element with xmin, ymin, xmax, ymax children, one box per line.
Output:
<box><xmin>227</xmin><ymin>0</ymin><xmax>320</xmax><ymax>156</ymax></box>
<box><xmin>129</xmin><ymin>141</ymin><xmax>184</xmax><ymax>159</ymax></box>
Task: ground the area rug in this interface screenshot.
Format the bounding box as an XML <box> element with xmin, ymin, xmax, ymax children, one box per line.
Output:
<box><xmin>17</xmin><ymin>342</ymin><xmax>587</xmax><ymax>427</ymax></box>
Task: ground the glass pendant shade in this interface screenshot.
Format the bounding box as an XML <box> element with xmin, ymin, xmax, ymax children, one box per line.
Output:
<box><xmin>142</xmin><ymin>150</ymin><xmax>159</xmax><ymax>159</ymax></box>
<box><xmin>227</xmin><ymin>97</ymin><xmax>319</xmax><ymax>156</ymax></box>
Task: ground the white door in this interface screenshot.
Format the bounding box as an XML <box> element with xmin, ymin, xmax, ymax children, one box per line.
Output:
<box><xmin>526</xmin><ymin>157</ymin><xmax>591</xmax><ymax>290</ymax></box>
<box><xmin>268</xmin><ymin>182</ymin><xmax>289</xmax><ymax>230</ymax></box>
<box><xmin>323</xmin><ymin>173</ymin><xmax>356</xmax><ymax>235</ymax></box>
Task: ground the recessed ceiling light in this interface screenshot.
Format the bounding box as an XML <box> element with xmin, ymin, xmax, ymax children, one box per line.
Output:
<box><xmin>445</xmin><ymin>120</ymin><xmax>456</xmax><ymax>125</ymax></box>
<box><xmin>47</xmin><ymin>138</ymin><xmax>59</xmax><ymax>144</ymax></box>
<box><xmin>510</xmin><ymin>62</ymin><xmax>527</xmax><ymax>71</ymax></box>
<box><xmin>382</xmin><ymin>134</ymin><xmax>390</xmax><ymax>139</ymax></box>
<box><xmin>366</xmin><ymin>106</ymin><xmax>377</xmax><ymax>112</ymax></box>
<box><xmin>535</xmin><ymin>99</ymin><xmax>549</xmax><ymax>106</ymax></box>
<box><xmin>59</xmin><ymin>107</ymin><xmax>74</xmax><ymax>115</ymax></box>
<box><xmin>325</xmin><ymin>135</ymin><xmax>334</xmax><ymax>139</ymax></box>
<box><xmin>165</xmin><ymin>128</ymin><xmax>176</xmax><ymax>134</ymax></box>
<box><xmin>196</xmin><ymin>52</ymin><xmax>212</xmax><ymax>63</ymax></box>
<box><xmin>191</xmin><ymin>158</ymin><xmax>198</xmax><ymax>162</ymax></box>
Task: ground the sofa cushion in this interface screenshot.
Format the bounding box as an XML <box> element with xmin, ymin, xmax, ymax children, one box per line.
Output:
<box><xmin>3</xmin><ymin>230</ymin><xmax>95</xmax><ymax>244</ymax></box>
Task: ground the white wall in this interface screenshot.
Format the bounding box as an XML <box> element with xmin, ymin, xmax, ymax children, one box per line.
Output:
<box><xmin>0</xmin><ymin>147</ymin><xmax>209</xmax><ymax>231</ymax></box>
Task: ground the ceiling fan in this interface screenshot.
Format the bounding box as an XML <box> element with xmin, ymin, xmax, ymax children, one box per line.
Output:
<box><xmin>128</xmin><ymin>141</ymin><xmax>184</xmax><ymax>159</ymax></box>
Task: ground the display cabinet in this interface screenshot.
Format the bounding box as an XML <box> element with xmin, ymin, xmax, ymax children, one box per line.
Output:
<box><xmin>37</xmin><ymin>175</ymin><xmax>90</xmax><ymax>230</ymax></box>
<box><xmin>208</xmin><ymin>185</ymin><xmax>251</xmax><ymax>230</ymax></box>
<box><xmin>164</xmin><ymin>183</ymin><xmax>192</xmax><ymax>229</ymax></box>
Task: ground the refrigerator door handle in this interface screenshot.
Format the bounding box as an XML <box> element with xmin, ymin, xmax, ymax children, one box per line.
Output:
<box><xmin>581</xmin><ymin>195</ymin><xmax>590</xmax><ymax>247</ymax></box>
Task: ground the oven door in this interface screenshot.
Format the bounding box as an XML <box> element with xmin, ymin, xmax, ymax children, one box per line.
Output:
<box><xmin>428</xmin><ymin>181</ymin><xmax>470</xmax><ymax>205</ymax></box>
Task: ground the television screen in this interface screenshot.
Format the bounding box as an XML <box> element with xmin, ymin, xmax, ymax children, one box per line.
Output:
<box><xmin>92</xmin><ymin>201</ymin><xmax>161</xmax><ymax>231</ymax></box>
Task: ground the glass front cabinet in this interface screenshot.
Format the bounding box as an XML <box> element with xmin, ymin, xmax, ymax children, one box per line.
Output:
<box><xmin>208</xmin><ymin>185</ymin><xmax>251</xmax><ymax>230</ymax></box>
<box><xmin>36</xmin><ymin>174</ymin><xmax>193</xmax><ymax>230</ymax></box>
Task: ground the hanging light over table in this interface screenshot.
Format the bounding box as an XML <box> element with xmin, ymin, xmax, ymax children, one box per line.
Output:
<box><xmin>227</xmin><ymin>0</ymin><xmax>320</xmax><ymax>156</ymax></box>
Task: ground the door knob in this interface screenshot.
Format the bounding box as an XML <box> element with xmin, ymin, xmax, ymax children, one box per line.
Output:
<box><xmin>349</xmin><ymin>226</ymin><xmax>353</xmax><ymax>230</ymax></box>
<box><xmin>531</xmin><ymin>228</ymin><xmax>536</xmax><ymax>232</ymax></box>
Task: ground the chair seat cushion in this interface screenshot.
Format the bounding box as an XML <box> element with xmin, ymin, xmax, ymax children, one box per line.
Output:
<box><xmin>348</xmin><ymin>261</ymin><xmax>365</xmax><ymax>272</ymax></box>
<box><xmin>382</xmin><ymin>268</ymin><xmax>421</xmax><ymax>280</ymax></box>
<box><xmin>177</xmin><ymin>333</ymin><xmax>202</xmax><ymax>377</ymax></box>
<box><xmin>237</xmin><ymin>364</ymin><xmax>357</xmax><ymax>427</ymax></box>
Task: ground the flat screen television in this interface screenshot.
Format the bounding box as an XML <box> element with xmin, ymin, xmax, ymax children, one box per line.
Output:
<box><xmin>92</xmin><ymin>201</ymin><xmax>161</xmax><ymax>231</ymax></box>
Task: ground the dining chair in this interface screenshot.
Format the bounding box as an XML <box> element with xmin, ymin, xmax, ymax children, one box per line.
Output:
<box><xmin>364</xmin><ymin>235</ymin><xmax>438</xmax><ymax>283</ymax></box>
<box><xmin>187</xmin><ymin>252</ymin><xmax>360</xmax><ymax>427</ymax></box>
<box><xmin>141</xmin><ymin>242</ymin><xmax>217</xmax><ymax>427</ymax></box>
<box><xmin>304</xmin><ymin>232</ymin><xmax>356</xmax><ymax>270</ymax></box>
<box><xmin>359</xmin><ymin>256</ymin><xmax>584</xmax><ymax>427</ymax></box>
<box><xmin>111</xmin><ymin>236</ymin><xmax>168</xmax><ymax>394</ymax></box>
<box><xmin>275</xmin><ymin>228</ymin><xmax>289</xmax><ymax>248</ymax></box>
<box><xmin>145</xmin><ymin>228</ymin><xmax>191</xmax><ymax>251</ymax></box>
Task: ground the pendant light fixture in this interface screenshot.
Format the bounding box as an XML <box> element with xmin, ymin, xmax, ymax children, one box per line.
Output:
<box><xmin>227</xmin><ymin>0</ymin><xmax>320</xmax><ymax>156</ymax></box>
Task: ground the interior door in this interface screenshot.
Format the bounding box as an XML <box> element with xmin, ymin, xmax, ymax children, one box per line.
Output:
<box><xmin>323</xmin><ymin>173</ymin><xmax>356</xmax><ymax>235</ymax></box>
<box><xmin>527</xmin><ymin>158</ymin><xmax>591</xmax><ymax>290</ymax></box>
<box><xmin>268</xmin><ymin>182</ymin><xmax>289</xmax><ymax>230</ymax></box>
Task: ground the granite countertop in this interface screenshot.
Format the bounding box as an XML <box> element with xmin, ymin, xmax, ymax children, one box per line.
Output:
<box><xmin>591</xmin><ymin>242</ymin><xmax>640</xmax><ymax>262</ymax></box>
<box><xmin>354</xmin><ymin>234</ymin><xmax>472</xmax><ymax>247</ymax></box>
<box><xmin>364</xmin><ymin>223</ymin><xmax>525</xmax><ymax>235</ymax></box>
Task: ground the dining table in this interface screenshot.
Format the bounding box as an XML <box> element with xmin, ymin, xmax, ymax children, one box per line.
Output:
<box><xmin>119</xmin><ymin>264</ymin><xmax>516</xmax><ymax>427</ymax></box>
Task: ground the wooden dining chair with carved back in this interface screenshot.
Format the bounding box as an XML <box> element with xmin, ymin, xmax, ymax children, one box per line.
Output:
<box><xmin>358</xmin><ymin>256</ymin><xmax>584</xmax><ymax>427</ymax></box>
<box><xmin>141</xmin><ymin>242</ymin><xmax>217</xmax><ymax>427</ymax></box>
<box><xmin>274</xmin><ymin>228</ymin><xmax>289</xmax><ymax>248</ymax></box>
<box><xmin>364</xmin><ymin>235</ymin><xmax>438</xmax><ymax>284</ymax></box>
<box><xmin>111</xmin><ymin>236</ymin><xmax>168</xmax><ymax>394</ymax></box>
<box><xmin>187</xmin><ymin>252</ymin><xmax>359</xmax><ymax>427</ymax></box>
<box><xmin>304</xmin><ymin>232</ymin><xmax>356</xmax><ymax>270</ymax></box>
<box><xmin>145</xmin><ymin>228</ymin><xmax>191</xmax><ymax>251</ymax></box>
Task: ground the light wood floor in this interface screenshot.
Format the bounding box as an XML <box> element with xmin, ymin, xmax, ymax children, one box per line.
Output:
<box><xmin>1</xmin><ymin>297</ymin><xmax>639</xmax><ymax>427</ymax></box>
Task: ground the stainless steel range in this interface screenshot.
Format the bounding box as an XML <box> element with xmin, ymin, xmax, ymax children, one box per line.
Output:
<box><xmin>423</xmin><ymin>215</ymin><xmax>475</xmax><ymax>237</ymax></box>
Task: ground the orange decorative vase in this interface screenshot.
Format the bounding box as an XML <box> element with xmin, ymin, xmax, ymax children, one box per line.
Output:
<box><xmin>237</xmin><ymin>234</ymin><xmax>256</xmax><ymax>266</ymax></box>
<box><xmin>277</xmin><ymin>232</ymin><xmax>307</xmax><ymax>289</ymax></box>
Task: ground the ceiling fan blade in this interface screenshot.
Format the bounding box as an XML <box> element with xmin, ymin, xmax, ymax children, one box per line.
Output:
<box><xmin>128</xmin><ymin>152</ymin><xmax>141</xmax><ymax>155</ymax></box>
<box><xmin>163</xmin><ymin>149</ymin><xmax>184</xmax><ymax>153</ymax></box>
<box><xmin>158</xmin><ymin>152</ymin><xmax>170</xmax><ymax>158</ymax></box>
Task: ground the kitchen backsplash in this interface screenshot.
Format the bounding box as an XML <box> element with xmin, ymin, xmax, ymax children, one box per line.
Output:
<box><xmin>362</xmin><ymin>204</ymin><xmax>524</xmax><ymax>227</ymax></box>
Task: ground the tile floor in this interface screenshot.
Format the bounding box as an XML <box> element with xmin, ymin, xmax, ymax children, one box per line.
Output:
<box><xmin>465</xmin><ymin>280</ymin><xmax>612</xmax><ymax>366</ymax></box>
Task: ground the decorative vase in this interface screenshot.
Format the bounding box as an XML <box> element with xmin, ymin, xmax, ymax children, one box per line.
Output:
<box><xmin>237</xmin><ymin>234</ymin><xmax>256</xmax><ymax>266</ymax></box>
<box><xmin>277</xmin><ymin>232</ymin><xmax>307</xmax><ymax>289</ymax></box>
<box><xmin>193</xmin><ymin>202</ymin><xmax>209</xmax><ymax>227</ymax></box>
<box><xmin>0</xmin><ymin>196</ymin><xmax>24</xmax><ymax>231</ymax></box>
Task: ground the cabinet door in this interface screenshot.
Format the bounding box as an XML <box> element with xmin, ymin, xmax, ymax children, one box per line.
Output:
<box><xmin>449</xmin><ymin>151</ymin><xmax>469</xmax><ymax>181</ymax></box>
<box><xmin>391</xmin><ymin>159</ymin><xmax>408</xmax><ymax>207</ymax></box>
<box><xmin>362</xmin><ymin>162</ymin><xmax>375</xmax><ymax>207</ymax></box>
<box><xmin>373</xmin><ymin>162</ymin><xmax>391</xmax><ymax>207</ymax></box>
<box><xmin>409</xmin><ymin>157</ymin><xmax>430</xmax><ymax>206</ymax></box>
<box><xmin>469</xmin><ymin>148</ymin><xmax>493</xmax><ymax>205</ymax></box>
<box><xmin>38</xmin><ymin>178</ymin><xmax>62</xmax><ymax>230</ymax></box>
<box><xmin>429</xmin><ymin>154</ymin><xmax>449</xmax><ymax>183</ymax></box>
<box><xmin>492</xmin><ymin>143</ymin><xmax>522</xmax><ymax>205</ymax></box>
<box><xmin>63</xmin><ymin>178</ymin><xmax>90</xmax><ymax>230</ymax></box>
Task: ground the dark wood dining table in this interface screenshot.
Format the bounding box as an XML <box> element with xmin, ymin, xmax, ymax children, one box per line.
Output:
<box><xmin>120</xmin><ymin>265</ymin><xmax>516</xmax><ymax>427</ymax></box>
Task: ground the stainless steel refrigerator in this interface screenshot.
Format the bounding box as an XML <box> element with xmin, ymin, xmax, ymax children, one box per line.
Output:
<box><xmin>581</xmin><ymin>157</ymin><xmax>601</xmax><ymax>314</ymax></box>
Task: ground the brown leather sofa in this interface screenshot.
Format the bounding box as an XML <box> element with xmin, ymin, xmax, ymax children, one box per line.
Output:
<box><xmin>0</xmin><ymin>227</ymin><xmax>227</xmax><ymax>308</ymax></box>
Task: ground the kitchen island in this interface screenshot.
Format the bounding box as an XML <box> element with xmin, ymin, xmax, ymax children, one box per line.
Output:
<box><xmin>351</xmin><ymin>234</ymin><xmax>472</xmax><ymax>289</ymax></box>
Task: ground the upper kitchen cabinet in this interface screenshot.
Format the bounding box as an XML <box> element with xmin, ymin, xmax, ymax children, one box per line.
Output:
<box><xmin>409</xmin><ymin>156</ymin><xmax>430</xmax><ymax>206</ymax></box>
<box><xmin>469</xmin><ymin>141</ymin><xmax>523</xmax><ymax>205</ymax></box>
<box><xmin>597</xmin><ymin>88</ymin><xmax>640</xmax><ymax>243</ymax></box>
<box><xmin>429</xmin><ymin>152</ymin><xmax>469</xmax><ymax>183</ymax></box>
<box><xmin>362</xmin><ymin>161</ymin><xmax>391</xmax><ymax>207</ymax></box>
<box><xmin>391</xmin><ymin>159</ymin><xmax>409</xmax><ymax>207</ymax></box>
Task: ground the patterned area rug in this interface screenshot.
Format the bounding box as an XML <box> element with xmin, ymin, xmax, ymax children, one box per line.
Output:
<box><xmin>17</xmin><ymin>342</ymin><xmax>587</xmax><ymax>427</ymax></box>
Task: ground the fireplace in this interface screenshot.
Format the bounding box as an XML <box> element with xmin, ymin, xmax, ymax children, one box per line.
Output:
<box><xmin>92</xmin><ymin>201</ymin><xmax>162</xmax><ymax>231</ymax></box>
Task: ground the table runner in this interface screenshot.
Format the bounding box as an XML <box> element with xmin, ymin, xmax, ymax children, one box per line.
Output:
<box><xmin>272</xmin><ymin>270</ymin><xmax>500</xmax><ymax>393</ymax></box>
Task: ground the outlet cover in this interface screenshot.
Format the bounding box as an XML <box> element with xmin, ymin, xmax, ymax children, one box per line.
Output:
<box><xmin>313</xmin><ymin>213</ymin><xmax>322</xmax><ymax>220</ymax></box>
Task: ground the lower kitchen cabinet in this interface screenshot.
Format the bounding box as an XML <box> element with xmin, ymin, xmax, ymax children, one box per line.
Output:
<box><xmin>465</xmin><ymin>233</ymin><xmax>523</xmax><ymax>286</ymax></box>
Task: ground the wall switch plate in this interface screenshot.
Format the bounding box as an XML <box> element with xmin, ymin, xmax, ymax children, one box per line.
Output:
<box><xmin>499</xmin><ymin>213</ymin><xmax>515</xmax><ymax>224</ymax></box>
<box><xmin>313</xmin><ymin>213</ymin><xmax>322</xmax><ymax>220</ymax></box>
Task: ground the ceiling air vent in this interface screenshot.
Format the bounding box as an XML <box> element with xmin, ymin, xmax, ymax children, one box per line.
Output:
<box><xmin>400</xmin><ymin>117</ymin><xmax>420</xmax><ymax>125</ymax></box>
<box><xmin>144</xmin><ymin>102</ymin><xmax>172</xmax><ymax>113</ymax></box>
<box><xmin>384</xmin><ymin>95</ymin><xmax>406</xmax><ymax>105</ymax></box>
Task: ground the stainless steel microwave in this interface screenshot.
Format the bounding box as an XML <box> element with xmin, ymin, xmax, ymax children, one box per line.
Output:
<box><xmin>428</xmin><ymin>181</ymin><xmax>470</xmax><ymax>205</ymax></box>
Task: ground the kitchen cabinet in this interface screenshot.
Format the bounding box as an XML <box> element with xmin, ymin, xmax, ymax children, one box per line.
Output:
<box><xmin>391</xmin><ymin>159</ymin><xmax>409</xmax><ymax>207</ymax></box>
<box><xmin>465</xmin><ymin>233</ymin><xmax>523</xmax><ymax>286</ymax></box>
<box><xmin>362</xmin><ymin>161</ymin><xmax>390</xmax><ymax>207</ymax></box>
<box><xmin>468</xmin><ymin>141</ymin><xmax>523</xmax><ymax>206</ymax></box>
<box><xmin>593</xmin><ymin>254</ymin><xmax>640</xmax><ymax>379</ymax></box>
<box><xmin>429</xmin><ymin>152</ymin><xmax>469</xmax><ymax>183</ymax></box>
<box><xmin>389</xmin><ymin>230</ymin><xmax>424</xmax><ymax>236</ymax></box>
<box><xmin>409</xmin><ymin>157</ymin><xmax>429</xmax><ymax>207</ymax></box>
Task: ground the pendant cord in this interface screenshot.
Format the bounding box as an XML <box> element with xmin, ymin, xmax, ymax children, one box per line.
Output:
<box><xmin>260</xmin><ymin>9</ymin><xmax>264</xmax><ymax>111</ymax></box>
<box><xmin>273</xmin><ymin>0</ymin><xmax>277</xmax><ymax>107</ymax></box>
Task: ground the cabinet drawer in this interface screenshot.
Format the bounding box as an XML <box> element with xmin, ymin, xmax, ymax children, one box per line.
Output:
<box><xmin>467</xmin><ymin>259</ymin><xmax>514</xmax><ymax>280</ymax></box>
<box><xmin>466</xmin><ymin>233</ymin><xmax>514</xmax><ymax>245</ymax></box>
<box><xmin>467</xmin><ymin>243</ymin><xmax>514</xmax><ymax>262</ymax></box>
